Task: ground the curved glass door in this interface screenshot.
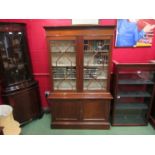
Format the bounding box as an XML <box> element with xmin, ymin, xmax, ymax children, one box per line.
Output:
<box><xmin>0</xmin><ymin>30</ymin><xmax>31</xmax><ymax>85</ymax></box>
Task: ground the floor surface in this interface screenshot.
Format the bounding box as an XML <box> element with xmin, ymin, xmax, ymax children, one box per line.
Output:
<box><xmin>21</xmin><ymin>113</ymin><xmax>155</xmax><ymax>135</ymax></box>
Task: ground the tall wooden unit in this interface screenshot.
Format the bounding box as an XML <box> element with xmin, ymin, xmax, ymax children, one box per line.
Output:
<box><xmin>112</xmin><ymin>61</ymin><xmax>155</xmax><ymax>126</ymax></box>
<box><xmin>150</xmin><ymin>94</ymin><xmax>155</xmax><ymax>128</ymax></box>
<box><xmin>45</xmin><ymin>26</ymin><xmax>114</xmax><ymax>129</ymax></box>
<box><xmin>149</xmin><ymin>60</ymin><xmax>155</xmax><ymax>128</ymax></box>
<box><xmin>0</xmin><ymin>23</ymin><xmax>43</xmax><ymax>124</ymax></box>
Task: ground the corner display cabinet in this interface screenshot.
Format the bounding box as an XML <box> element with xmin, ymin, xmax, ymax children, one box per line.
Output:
<box><xmin>112</xmin><ymin>61</ymin><xmax>155</xmax><ymax>126</ymax></box>
<box><xmin>45</xmin><ymin>26</ymin><xmax>114</xmax><ymax>129</ymax></box>
<box><xmin>0</xmin><ymin>23</ymin><xmax>43</xmax><ymax>125</ymax></box>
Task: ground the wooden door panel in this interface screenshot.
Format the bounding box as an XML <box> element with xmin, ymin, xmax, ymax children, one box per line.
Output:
<box><xmin>4</xmin><ymin>85</ymin><xmax>42</xmax><ymax>124</ymax></box>
<box><xmin>82</xmin><ymin>100</ymin><xmax>110</xmax><ymax>121</ymax></box>
<box><xmin>51</xmin><ymin>100</ymin><xmax>80</xmax><ymax>121</ymax></box>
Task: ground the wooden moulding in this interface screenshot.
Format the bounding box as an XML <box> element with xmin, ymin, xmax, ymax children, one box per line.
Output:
<box><xmin>47</xmin><ymin>92</ymin><xmax>113</xmax><ymax>100</ymax></box>
<box><xmin>44</xmin><ymin>25</ymin><xmax>115</xmax><ymax>37</ymax></box>
<box><xmin>51</xmin><ymin>122</ymin><xmax>110</xmax><ymax>129</ymax></box>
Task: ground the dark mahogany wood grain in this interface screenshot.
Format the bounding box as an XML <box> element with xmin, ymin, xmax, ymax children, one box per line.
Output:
<box><xmin>49</xmin><ymin>99</ymin><xmax>111</xmax><ymax>129</ymax></box>
<box><xmin>44</xmin><ymin>26</ymin><xmax>115</xmax><ymax>37</ymax></box>
<box><xmin>149</xmin><ymin>92</ymin><xmax>155</xmax><ymax>128</ymax></box>
<box><xmin>45</xmin><ymin>26</ymin><xmax>115</xmax><ymax>129</ymax></box>
<box><xmin>48</xmin><ymin>92</ymin><xmax>113</xmax><ymax>99</ymax></box>
<box><xmin>2</xmin><ymin>81</ymin><xmax>43</xmax><ymax>125</ymax></box>
<box><xmin>0</xmin><ymin>23</ymin><xmax>43</xmax><ymax>125</ymax></box>
<box><xmin>112</xmin><ymin>61</ymin><xmax>155</xmax><ymax>126</ymax></box>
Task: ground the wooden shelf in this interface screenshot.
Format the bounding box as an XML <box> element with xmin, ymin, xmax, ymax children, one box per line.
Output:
<box><xmin>84</xmin><ymin>64</ymin><xmax>108</xmax><ymax>67</ymax></box>
<box><xmin>118</xmin><ymin>79</ymin><xmax>154</xmax><ymax>85</ymax></box>
<box><xmin>53</xmin><ymin>78</ymin><xmax>76</xmax><ymax>80</ymax></box>
<box><xmin>115</xmin><ymin>103</ymin><xmax>148</xmax><ymax>110</ymax></box>
<box><xmin>118</xmin><ymin>91</ymin><xmax>151</xmax><ymax>97</ymax></box>
<box><xmin>52</xmin><ymin>64</ymin><xmax>76</xmax><ymax>67</ymax></box>
<box><xmin>84</xmin><ymin>50</ymin><xmax>109</xmax><ymax>53</ymax></box>
<box><xmin>112</xmin><ymin>61</ymin><xmax>155</xmax><ymax>126</ymax></box>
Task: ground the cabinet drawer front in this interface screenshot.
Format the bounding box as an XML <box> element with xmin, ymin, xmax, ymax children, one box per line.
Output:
<box><xmin>82</xmin><ymin>100</ymin><xmax>110</xmax><ymax>121</ymax></box>
<box><xmin>50</xmin><ymin>100</ymin><xmax>80</xmax><ymax>121</ymax></box>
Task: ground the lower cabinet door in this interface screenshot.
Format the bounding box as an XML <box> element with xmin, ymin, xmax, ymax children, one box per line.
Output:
<box><xmin>2</xmin><ymin>83</ymin><xmax>42</xmax><ymax>124</ymax></box>
<box><xmin>49</xmin><ymin>99</ymin><xmax>111</xmax><ymax>129</ymax></box>
<box><xmin>82</xmin><ymin>100</ymin><xmax>110</xmax><ymax>122</ymax></box>
<box><xmin>51</xmin><ymin>100</ymin><xmax>81</xmax><ymax>121</ymax></box>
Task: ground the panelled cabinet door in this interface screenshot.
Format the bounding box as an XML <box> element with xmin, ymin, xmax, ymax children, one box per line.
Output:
<box><xmin>51</xmin><ymin>100</ymin><xmax>81</xmax><ymax>121</ymax></box>
<box><xmin>48</xmin><ymin>37</ymin><xmax>77</xmax><ymax>91</ymax></box>
<box><xmin>3</xmin><ymin>83</ymin><xmax>42</xmax><ymax>123</ymax></box>
<box><xmin>83</xmin><ymin>36</ymin><xmax>112</xmax><ymax>91</ymax></box>
<box><xmin>82</xmin><ymin>100</ymin><xmax>110</xmax><ymax>121</ymax></box>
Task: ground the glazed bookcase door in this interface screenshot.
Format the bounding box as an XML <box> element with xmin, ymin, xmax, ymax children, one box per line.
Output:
<box><xmin>0</xmin><ymin>30</ymin><xmax>32</xmax><ymax>86</ymax></box>
<box><xmin>113</xmin><ymin>64</ymin><xmax>155</xmax><ymax>125</ymax></box>
<box><xmin>49</xmin><ymin>37</ymin><xmax>77</xmax><ymax>91</ymax></box>
<box><xmin>83</xmin><ymin>37</ymin><xmax>111</xmax><ymax>91</ymax></box>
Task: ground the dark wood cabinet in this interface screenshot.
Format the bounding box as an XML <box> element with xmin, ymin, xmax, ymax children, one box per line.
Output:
<box><xmin>112</xmin><ymin>61</ymin><xmax>155</xmax><ymax>126</ymax></box>
<box><xmin>45</xmin><ymin>26</ymin><xmax>114</xmax><ymax>129</ymax></box>
<box><xmin>49</xmin><ymin>92</ymin><xmax>111</xmax><ymax>129</ymax></box>
<box><xmin>0</xmin><ymin>23</ymin><xmax>43</xmax><ymax>125</ymax></box>
<box><xmin>150</xmin><ymin>93</ymin><xmax>155</xmax><ymax>128</ymax></box>
<box><xmin>2</xmin><ymin>81</ymin><xmax>42</xmax><ymax>124</ymax></box>
<box><xmin>149</xmin><ymin>60</ymin><xmax>155</xmax><ymax>128</ymax></box>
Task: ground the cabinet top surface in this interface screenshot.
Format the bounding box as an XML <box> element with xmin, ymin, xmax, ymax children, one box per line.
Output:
<box><xmin>0</xmin><ymin>23</ymin><xmax>25</xmax><ymax>32</ymax></box>
<box><xmin>113</xmin><ymin>60</ymin><xmax>155</xmax><ymax>67</ymax></box>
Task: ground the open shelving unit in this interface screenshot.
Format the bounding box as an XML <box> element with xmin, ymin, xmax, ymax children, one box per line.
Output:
<box><xmin>112</xmin><ymin>61</ymin><xmax>155</xmax><ymax>126</ymax></box>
